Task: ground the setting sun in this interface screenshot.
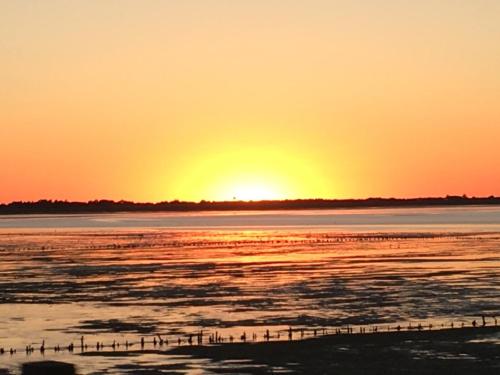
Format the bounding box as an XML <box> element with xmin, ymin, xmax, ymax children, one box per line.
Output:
<box><xmin>1</xmin><ymin>1</ymin><xmax>499</xmax><ymax>204</ymax></box>
<box><xmin>226</xmin><ymin>181</ymin><xmax>281</xmax><ymax>201</ymax></box>
<box><xmin>1</xmin><ymin>2</ymin><xmax>500</xmax><ymax>374</ymax></box>
<box><xmin>167</xmin><ymin>145</ymin><xmax>333</xmax><ymax>202</ymax></box>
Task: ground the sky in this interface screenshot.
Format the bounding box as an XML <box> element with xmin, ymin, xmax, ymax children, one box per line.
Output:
<box><xmin>1</xmin><ymin>0</ymin><xmax>499</xmax><ymax>202</ymax></box>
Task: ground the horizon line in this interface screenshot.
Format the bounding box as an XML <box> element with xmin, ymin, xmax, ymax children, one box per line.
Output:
<box><xmin>2</xmin><ymin>196</ymin><xmax>500</xmax><ymax>215</ymax></box>
<box><xmin>1</xmin><ymin>194</ymin><xmax>500</xmax><ymax>206</ymax></box>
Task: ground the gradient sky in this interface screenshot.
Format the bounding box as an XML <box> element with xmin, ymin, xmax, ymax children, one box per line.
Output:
<box><xmin>1</xmin><ymin>0</ymin><xmax>499</xmax><ymax>202</ymax></box>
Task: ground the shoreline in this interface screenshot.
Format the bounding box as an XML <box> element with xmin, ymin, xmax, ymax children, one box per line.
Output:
<box><xmin>73</xmin><ymin>326</ymin><xmax>500</xmax><ymax>357</ymax></box>
<box><xmin>2</xmin><ymin>325</ymin><xmax>499</xmax><ymax>374</ymax></box>
<box><xmin>76</xmin><ymin>326</ymin><xmax>500</xmax><ymax>374</ymax></box>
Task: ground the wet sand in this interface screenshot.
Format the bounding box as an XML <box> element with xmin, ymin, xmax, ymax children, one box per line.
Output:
<box><xmin>1</xmin><ymin>207</ymin><xmax>499</xmax><ymax>373</ymax></box>
<box><xmin>74</xmin><ymin>326</ymin><xmax>500</xmax><ymax>374</ymax></box>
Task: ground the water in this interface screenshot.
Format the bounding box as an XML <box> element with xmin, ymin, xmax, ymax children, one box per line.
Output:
<box><xmin>1</xmin><ymin>205</ymin><xmax>500</xmax><ymax>230</ymax></box>
<box><xmin>0</xmin><ymin>206</ymin><xmax>499</xmax><ymax>374</ymax></box>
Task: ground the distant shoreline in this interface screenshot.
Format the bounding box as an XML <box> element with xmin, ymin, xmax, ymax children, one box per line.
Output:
<box><xmin>1</xmin><ymin>196</ymin><xmax>499</xmax><ymax>215</ymax></box>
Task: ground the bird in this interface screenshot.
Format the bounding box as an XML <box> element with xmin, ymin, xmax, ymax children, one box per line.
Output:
<box><xmin>158</xmin><ymin>335</ymin><xmax>165</xmax><ymax>346</ymax></box>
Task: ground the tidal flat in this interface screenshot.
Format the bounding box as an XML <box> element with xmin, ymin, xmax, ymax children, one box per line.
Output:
<box><xmin>0</xmin><ymin>207</ymin><xmax>499</xmax><ymax>373</ymax></box>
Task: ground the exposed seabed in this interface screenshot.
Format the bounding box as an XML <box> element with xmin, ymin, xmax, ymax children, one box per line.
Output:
<box><xmin>3</xmin><ymin>325</ymin><xmax>499</xmax><ymax>374</ymax></box>
<box><xmin>169</xmin><ymin>326</ymin><xmax>500</xmax><ymax>374</ymax></box>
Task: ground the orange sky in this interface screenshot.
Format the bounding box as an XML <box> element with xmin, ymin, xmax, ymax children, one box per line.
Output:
<box><xmin>1</xmin><ymin>1</ymin><xmax>499</xmax><ymax>203</ymax></box>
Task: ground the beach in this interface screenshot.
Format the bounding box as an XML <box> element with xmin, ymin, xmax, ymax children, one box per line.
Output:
<box><xmin>0</xmin><ymin>206</ymin><xmax>499</xmax><ymax>373</ymax></box>
<box><xmin>4</xmin><ymin>0</ymin><xmax>500</xmax><ymax>372</ymax></box>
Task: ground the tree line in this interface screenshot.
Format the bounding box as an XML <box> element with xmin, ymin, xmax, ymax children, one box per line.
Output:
<box><xmin>1</xmin><ymin>195</ymin><xmax>499</xmax><ymax>215</ymax></box>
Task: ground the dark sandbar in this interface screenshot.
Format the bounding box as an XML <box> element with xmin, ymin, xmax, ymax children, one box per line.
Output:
<box><xmin>79</xmin><ymin>326</ymin><xmax>500</xmax><ymax>374</ymax></box>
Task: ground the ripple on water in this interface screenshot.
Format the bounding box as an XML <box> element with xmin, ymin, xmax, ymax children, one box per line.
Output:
<box><xmin>0</xmin><ymin>226</ymin><xmax>499</xmax><ymax>373</ymax></box>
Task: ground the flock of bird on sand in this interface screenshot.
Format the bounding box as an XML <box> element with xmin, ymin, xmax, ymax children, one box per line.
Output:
<box><xmin>0</xmin><ymin>316</ymin><xmax>497</xmax><ymax>358</ymax></box>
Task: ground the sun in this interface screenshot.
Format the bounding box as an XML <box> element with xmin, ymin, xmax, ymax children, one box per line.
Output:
<box><xmin>230</xmin><ymin>181</ymin><xmax>281</xmax><ymax>201</ymax></box>
<box><xmin>169</xmin><ymin>145</ymin><xmax>333</xmax><ymax>202</ymax></box>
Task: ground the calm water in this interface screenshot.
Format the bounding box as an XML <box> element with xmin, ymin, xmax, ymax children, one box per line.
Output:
<box><xmin>0</xmin><ymin>206</ymin><xmax>499</xmax><ymax>374</ymax></box>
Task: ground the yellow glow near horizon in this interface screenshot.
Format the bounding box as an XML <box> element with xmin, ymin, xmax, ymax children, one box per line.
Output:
<box><xmin>226</xmin><ymin>181</ymin><xmax>281</xmax><ymax>201</ymax></box>
<box><xmin>168</xmin><ymin>146</ymin><xmax>332</xmax><ymax>202</ymax></box>
<box><xmin>1</xmin><ymin>1</ymin><xmax>500</xmax><ymax>203</ymax></box>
